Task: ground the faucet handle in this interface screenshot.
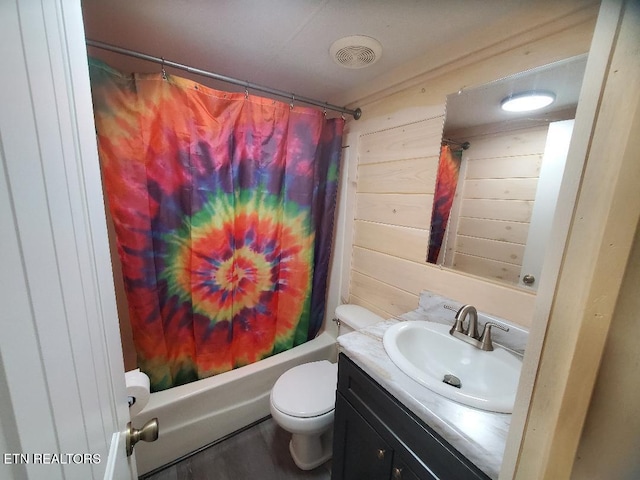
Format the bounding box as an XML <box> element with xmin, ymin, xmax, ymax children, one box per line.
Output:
<box><xmin>479</xmin><ymin>322</ymin><xmax>509</xmax><ymax>351</ymax></box>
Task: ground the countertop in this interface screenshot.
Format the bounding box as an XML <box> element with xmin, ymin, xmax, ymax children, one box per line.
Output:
<box><xmin>337</xmin><ymin>315</ymin><xmax>513</xmax><ymax>479</ymax></box>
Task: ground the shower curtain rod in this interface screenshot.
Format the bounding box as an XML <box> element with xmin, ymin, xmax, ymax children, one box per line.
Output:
<box><xmin>443</xmin><ymin>138</ymin><xmax>470</xmax><ymax>150</ymax></box>
<box><xmin>86</xmin><ymin>39</ymin><xmax>362</xmax><ymax>120</ymax></box>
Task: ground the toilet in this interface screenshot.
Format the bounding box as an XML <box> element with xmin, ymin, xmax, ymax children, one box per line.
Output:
<box><xmin>269</xmin><ymin>304</ymin><xmax>383</xmax><ymax>470</ymax></box>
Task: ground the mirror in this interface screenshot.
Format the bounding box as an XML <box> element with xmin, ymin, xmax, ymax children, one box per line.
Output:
<box><xmin>427</xmin><ymin>55</ymin><xmax>588</xmax><ymax>290</ymax></box>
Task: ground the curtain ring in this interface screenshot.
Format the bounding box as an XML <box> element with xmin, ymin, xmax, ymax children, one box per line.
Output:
<box><xmin>244</xmin><ymin>86</ymin><xmax>249</xmax><ymax>100</ymax></box>
<box><xmin>161</xmin><ymin>57</ymin><xmax>167</xmax><ymax>80</ymax></box>
<box><xmin>290</xmin><ymin>94</ymin><xmax>295</xmax><ymax>110</ymax></box>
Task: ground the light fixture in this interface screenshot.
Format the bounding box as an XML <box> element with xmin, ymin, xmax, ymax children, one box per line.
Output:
<box><xmin>500</xmin><ymin>90</ymin><xmax>556</xmax><ymax>112</ymax></box>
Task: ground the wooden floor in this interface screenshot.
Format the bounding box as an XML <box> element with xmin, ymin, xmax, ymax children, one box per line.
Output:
<box><xmin>142</xmin><ymin>417</ymin><xmax>332</xmax><ymax>480</ymax></box>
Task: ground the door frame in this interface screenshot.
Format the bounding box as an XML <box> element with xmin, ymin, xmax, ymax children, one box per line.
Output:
<box><xmin>0</xmin><ymin>1</ymin><xmax>134</xmax><ymax>478</ymax></box>
<box><xmin>505</xmin><ymin>0</ymin><xmax>640</xmax><ymax>477</ymax></box>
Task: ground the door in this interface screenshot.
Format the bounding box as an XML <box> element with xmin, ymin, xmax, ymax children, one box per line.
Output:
<box><xmin>0</xmin><ymin>1</ymin><xmax>135</xmax><ymax>479</ymax></box>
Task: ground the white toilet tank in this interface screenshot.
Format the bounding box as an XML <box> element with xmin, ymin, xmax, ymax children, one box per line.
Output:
<box><xmin>334</xmin><ymin>304</ymin><xmax>384</xmax><ymax>336</ymax></box>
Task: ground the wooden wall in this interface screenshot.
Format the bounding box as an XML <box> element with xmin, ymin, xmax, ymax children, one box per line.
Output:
<box><xmin>350</xmin><ymin>117</ymin><xmax>443</xmax><ymax>317</ymax></box>
<box><xmin>445</xmin><ymin>125</ymin><xmax>548</xmax><ymax>284</ymax></box>
<box><xmin>338</xmin><ymin>2</ymin><xmax>599</xmax><ymax>328</ymax></box>
<box><xmin>570</xmin><ymin>225</ymin><xmax>640</xmax><ymax>479</ymax></box>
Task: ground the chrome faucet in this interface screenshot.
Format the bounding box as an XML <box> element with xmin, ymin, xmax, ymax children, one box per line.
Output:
<box><xmin>450</xmin><ymin>304</ymin><xmax>479</xmax><ymax>338</ymax></box>
<box><xmin>448</xmin><ymin>304</ymin><xmax>509</xmax><ymax>351</ymax></box>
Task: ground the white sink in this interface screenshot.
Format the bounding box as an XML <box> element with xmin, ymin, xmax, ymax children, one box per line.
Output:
<box><xmin>383</xmin><ymin>321</ymin><xmax>522</xmax><ymax>413</ymax></box>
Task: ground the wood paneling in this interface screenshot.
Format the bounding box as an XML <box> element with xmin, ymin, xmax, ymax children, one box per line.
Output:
<box><xmin>457</xmin><ymin>217</ymin><xmax>529</xmax><ymax>244</ymax></box>
<box><xmin>348</xmin><ymin>114</ymin><xmax>542</xmax><ymax>323</ymax></box>
<box><xmin>454</xmin><ymin>236</ymin><xmax>525</xmax><ymax>265</ymax></box>
<box><xmin>341</xmin><ymin>4</ymin><xmax>595</xmax><ymax>328</ymax></box>
<box><xmin>354</xmin><ymin>115</ymin><xmax>441</xmax><ymax>272</ymax></box>
<box><xmin>463</xmin><ymin>127</ymin><xmax>549</xmax><ymax>161</ymax></box>
<box><xmin>358</xmin><ymin>117</ymin><xmax>444</xmax><ymax>165</ymax></box>
<box><xmin>466</xmin><ymin>154</ymin><xmax>542</xmax><ymax>179</ymax></box>
<box><xmin>445</xmin><ymin>124</ymin><xmax>548</xmax><ymax>278</ymax></box>
<box><xmin>347</xmin><ymin>294</ymin><xmax>394</xmax><ymax>320</ymax></box>
<box><xmin>452</xmin><ymin>253</ymin><xmax>522</xmax><ymax>285</ymax></box>
<box><xmin>355</xmin><ymin>193</ymin><xmax>432</xmax><ymax>229</ymax></box>
<box><xmin>461</xmin><ymin>199</ymin><xmax>533</xmax><ymax>222</ymax></box>
<box><xmin>357</xmin><ymin>157</ymin><xmax>438</xmax><ymax>194</ymax></box>
<box><xmin>462</xmin><ymin>178</ymin><xmax>539</xmax><ymax>201</ymax></box>
<box><xmin>353</xmin><ymin>221</ymin><xmax>428</xmax><ymax>263</ymax></box>
<box><xmin>350</xmin><ymin>245</ymin><xmax>535</xmax><ymax>326</ymax></box>
<box><xmin>352</xmin><ymin>247</ymin><xmax>426</xmax><ymax>296</ymax></box>
<box><xmin>349</xmin><ymin>271</ymin><xmax>419</xmax><ymax>317</ymax></box>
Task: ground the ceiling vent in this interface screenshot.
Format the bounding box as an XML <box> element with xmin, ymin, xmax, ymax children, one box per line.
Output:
<box><xmin>330</xmin><ymin>35</ymin><xmax>382</xmax><ymax>69</ymax></box>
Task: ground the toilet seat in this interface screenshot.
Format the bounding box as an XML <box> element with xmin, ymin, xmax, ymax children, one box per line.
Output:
<box><xmin>271</xmin><ymin>360</ymin><xmax>337</xmax><ymax>418</ymax></box>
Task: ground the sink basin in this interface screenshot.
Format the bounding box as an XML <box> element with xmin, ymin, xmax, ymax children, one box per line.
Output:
<box><xmin>383</xmin><ymin>321</ymin><xmax>522</xmax><ymax>413</ymax></box>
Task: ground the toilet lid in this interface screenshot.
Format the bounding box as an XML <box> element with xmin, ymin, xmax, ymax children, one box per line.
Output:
<box><xmin>271</xmin><ymin>361</ymin><xmax>337</xmax><ymax>418</ymax></box>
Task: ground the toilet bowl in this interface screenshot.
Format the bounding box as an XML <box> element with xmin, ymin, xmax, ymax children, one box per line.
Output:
<box><xmin>269</xmin><ymin>304</ymin><xmax>383</xmax><ymax>470</ymax></box>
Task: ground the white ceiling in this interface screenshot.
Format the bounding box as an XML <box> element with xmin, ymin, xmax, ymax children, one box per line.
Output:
<box><xmin>81</xmin><ymin>0</ymin><xmax>529</xmax><ymax>108</ymax></box>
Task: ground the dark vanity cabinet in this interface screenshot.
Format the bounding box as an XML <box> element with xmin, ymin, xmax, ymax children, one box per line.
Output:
<box><xmin>331</xmin><ymin>353</ymin><xmax>490</xmax><ymax>480</ymax></box>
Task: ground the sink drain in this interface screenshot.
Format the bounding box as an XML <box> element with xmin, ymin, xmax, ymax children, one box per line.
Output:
<box><xmin>443</xmin><ymin>374</ymin><xmax>461</xmax><ymax>389</ymax></box>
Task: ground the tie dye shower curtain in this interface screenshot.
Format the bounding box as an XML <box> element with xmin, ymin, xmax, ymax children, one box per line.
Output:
<box><xmin>428</xmin><ymin>145</ymin><xmax>462</xmax><ymax>263</ymax></box>
<box><xmin>89</xmin><ymin>58</ymin><xmax>344</xmax><ymax>391</ymax></box>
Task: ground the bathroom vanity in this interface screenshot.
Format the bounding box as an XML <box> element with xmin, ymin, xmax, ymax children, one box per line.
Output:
<box><xmin>332</xmin><ymin>353</ymin><xmax>489</xmax><ymax>479</ymax></box>
<box><xmin>331</xmin><ymin>303</ymin><xmax>524</xmax><ymax>480</ymax></box>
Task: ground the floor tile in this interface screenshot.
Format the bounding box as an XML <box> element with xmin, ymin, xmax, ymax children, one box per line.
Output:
<box><xmin>143</xmin><ymin>418</ymin><xmax>331</xmax><ymax>480</ymax></box>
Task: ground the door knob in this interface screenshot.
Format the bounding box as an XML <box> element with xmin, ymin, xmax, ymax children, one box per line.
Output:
<box><xmin>522</xmin><ymin>274</ymin><xmax>535</xmax><ymax>285</ymax></box>
<box><xmin>126</xmin><ymin>418</ymin><xmax>159</xmax><ymax>456</ymax></box>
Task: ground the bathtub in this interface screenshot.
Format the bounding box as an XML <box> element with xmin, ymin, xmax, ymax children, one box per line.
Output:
<box><xmin>132</xmin><ymin>331</ymin><xmax>338</xmax><ymax>475</ymax></box>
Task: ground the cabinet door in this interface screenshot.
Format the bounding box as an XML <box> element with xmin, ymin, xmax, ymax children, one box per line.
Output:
<box><xmin>332</xmin><ymin>394</ymin><xmax>392</xmax><ymax>480</ymax></box>
<box><xmin>391</xmin><ymin>456</ymin><xmax>424</xmax><ymax>480</ymax></box>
